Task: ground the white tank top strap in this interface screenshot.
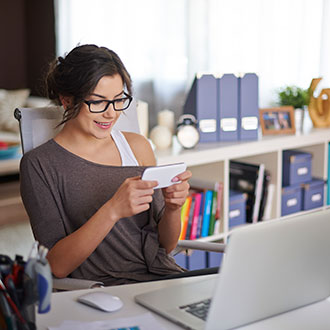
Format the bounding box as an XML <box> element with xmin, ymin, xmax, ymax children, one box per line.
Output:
<box><xmin>111</xmin><ymin>129</ymin><xmax>139</xmax><ymax>166</ymax></box>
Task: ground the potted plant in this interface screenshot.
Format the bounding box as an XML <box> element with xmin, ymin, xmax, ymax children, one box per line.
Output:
<box><xmin>277</xmin><ymin>85</ymin><xmax>310</xmax><ymax>130</ymax></box>
<box><xmin>277</xmin><ymin>85</ymin><xmax>310</xmax><ymax>109</ymax></box>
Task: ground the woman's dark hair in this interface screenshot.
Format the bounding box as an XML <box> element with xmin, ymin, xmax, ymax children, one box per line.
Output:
<box><xmin>46</xmin><ymin>44</ymin><xmax>132</xmax><ymax>124</ymax></box>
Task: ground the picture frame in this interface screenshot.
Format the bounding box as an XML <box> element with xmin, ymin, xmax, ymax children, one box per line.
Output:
<box><xmin>259</xmin><ymin>106</ymin><xmax>296</xmax><ymax>136</ymax></box>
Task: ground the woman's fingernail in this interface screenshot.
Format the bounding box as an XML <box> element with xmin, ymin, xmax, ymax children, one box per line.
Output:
<box><xmin>172</xmin><ymin>177</ymin><xmax>179</xmax><ymax>182</ymax></box>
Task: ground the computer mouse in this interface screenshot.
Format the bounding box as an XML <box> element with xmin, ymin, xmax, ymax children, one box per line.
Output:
<box><xmin>77</xmin><ymin>291</ymin><xmax>123</xmax><ymax>312</ymax></box>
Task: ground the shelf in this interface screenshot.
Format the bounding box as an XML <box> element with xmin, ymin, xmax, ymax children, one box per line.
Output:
<box><xmin>155</xmin><ymin>127</ymin><xmax>330</xmax><ymax>243</ymax></box>
<box><xmin>155</xmin><ymin>127</ymin><xmax>330</xmax><ymax>166</ymax></box>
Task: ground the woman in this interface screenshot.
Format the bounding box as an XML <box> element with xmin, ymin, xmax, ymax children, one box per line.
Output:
<box><xmin>20</xmin><ymin>44</ymin><xmax>191</xmax><ymax>286</ymax></box>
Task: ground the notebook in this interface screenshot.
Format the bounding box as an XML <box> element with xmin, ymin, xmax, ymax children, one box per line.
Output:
<box><xmin>135</xmin><ymin>209</ymin><xmax>330</xmax><ymax>330</ymax></box>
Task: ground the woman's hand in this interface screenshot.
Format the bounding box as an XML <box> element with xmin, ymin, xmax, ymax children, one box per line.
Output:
<box><xmin>107</xmin><ymin>176</ymin><xmax>158</xmax><ymax>221</ymax></box>
<box><xmin>162</xmin><ymin>170</ymin><xmax>192</xmax><ymax>211</ymax></box>
<box><xmin>158</xmin><ymin>170</ymin><xmax>192</xmax><ymax>253</ymax></box>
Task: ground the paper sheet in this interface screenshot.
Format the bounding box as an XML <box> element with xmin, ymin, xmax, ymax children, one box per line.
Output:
<box><xmin>48</xmin><ymin>312</ymin><xmax>166</xmax><ymax>330</ymax></box>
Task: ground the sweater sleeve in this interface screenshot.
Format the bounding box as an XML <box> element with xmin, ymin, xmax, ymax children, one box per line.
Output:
<box><xmin>20</xmin><ymin>153</ymin><xmax>66</xmax><ymax>250</ymax></box>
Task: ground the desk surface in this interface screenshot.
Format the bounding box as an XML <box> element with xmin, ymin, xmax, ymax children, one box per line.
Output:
<box><xmin>37</xmin><ymin>274</ymin><xmax>330</xmax><ymax>330</ymax></box>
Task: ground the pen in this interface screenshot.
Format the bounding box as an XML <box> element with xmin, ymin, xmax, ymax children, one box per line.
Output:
<box><xmin>0</xmin><ymin>278</ymin><xmax>27</xmax><ymax>328</ymax></box>
<box><xmin>0</xmin><ymin>290</ymin><xmax>17</xmax><ymax>330</ymax></box>
<box><xmin>4</xmin><ymin>275</ymin><xmax>20</xmax><ymax>309</ymax></box>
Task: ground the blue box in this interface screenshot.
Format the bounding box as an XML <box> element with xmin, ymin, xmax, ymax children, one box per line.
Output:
<box><xmin>207</xmin><ymin>251</ymin><xmax>223</xmax><ymax>268</ymax></box>
<box><xmin>302</xmin><ymin>178</ymin><xmax>324</xmax><ymax>210</ymax></box>
<box><xmin>283</xmin><ymin>150</ymin><xmax>312</xmax><ymax>186</ymax></box>
<box><xmin>188</xmin><ymin>250</ymin><xmax>207</xmax><ymax>270</ymax></box>
<box><xmin>173</xmin><ymin>252</ymin><xmax>187</xmax><ymax>269</ymax></box>
<box><xmin>229</xmin><ymin>190</ymin><xmax>246</xmax><ymax>229</ymax></box>
<box><xmin>281</xmin><ymin>184</ymin><xmax>302</xmax><ymax>216</ymax></box>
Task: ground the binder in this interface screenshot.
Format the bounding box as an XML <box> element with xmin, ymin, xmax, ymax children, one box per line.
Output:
<box><xmin>183</xmin><ymin>74</ymin><xmax>218</xmax><ymax>142</ymax></box>
<box><xmin>217</xmin><ymin>74</ymin><xmax>239</xmax><ymax>141</ymax></box>
<box><xmin>238</xmin><ymin>73</ymin><xmax>259</xmax><ymax>140</ymax></box>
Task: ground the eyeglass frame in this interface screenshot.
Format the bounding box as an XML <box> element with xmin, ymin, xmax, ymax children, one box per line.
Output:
<box><xmin>83</xmin><ymin>92</ymin><xmax>133</xmax><ymax>113</ymax></box>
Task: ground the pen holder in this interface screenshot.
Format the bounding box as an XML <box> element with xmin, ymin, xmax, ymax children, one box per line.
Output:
<box><xmin>0</xmin><ymin>281</ymin><xmax>38</xmax><ymax>330</ymax></box>
<box><xmin>0</xmin><ymin>289</ymin><xmax>37</xmax><ymax>330</ymax></box>
<box><xmin>0</xmin><ymin>244</ymin><xmax>52</xmax><ymax>330</ymax></box>
<box><xmin>20</xmin><ymin>303</ymin><xmax>37</xmax><ymax>330</ymax></box>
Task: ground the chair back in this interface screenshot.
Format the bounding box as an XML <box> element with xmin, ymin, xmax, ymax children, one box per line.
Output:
<box><xmin>14</xmin><ymin>99</ymin><xmax>140</xmax><ymax>154</ymax></box>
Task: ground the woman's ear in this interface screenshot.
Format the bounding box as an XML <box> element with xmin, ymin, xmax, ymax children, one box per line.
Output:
<box><xmin>59</xmin><ymin>95</ymin><xmax>73</xmax><ymax>110</ymax></box>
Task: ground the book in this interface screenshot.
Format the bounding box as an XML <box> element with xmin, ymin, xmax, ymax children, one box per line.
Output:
<box><xmin>196</xmin><ymin>191</ymin><xmax>205</xmax><ymax>239</ymax></box>
<box><xmin>190</xmin><ymin>192</ymin><xmax>202</xmax><ymax>240</ymax></box>
<box><xmin>215</xmin><ymin>181</ymin><xmax>224</xmax><ymax>229</ymax></box>
<box><xmin>208</xmin><ymin>191</ymin><xmax>218</xmax><ymax>235</ymax></box>
<box><xmin>258</xmin><ymin>170</ymin><xmax>271</xmax><ymax>221</ymax></box>
<box><xmin>179</xmin><ymin>196</ymin><xmax>192</xmax><ymax>240</ymax></box>
<box><xmin>201</xmin><ymin>190</ymin><xmax>214</xmax><ymax>237</ymax></box>
<box><xmin>185</xmin><ymin>194</ymin><xmax>196</xmax><ymax>240</ymax></box>
<box><xmin>189</xmin><ymin>178</ymin><xmax>224</xmax><ymax>237</ymax></box>
<box><xmin>263</xmin><ymin>183</ymin><xmax>275</xmax><ymax>220</ymax></box>
<box><xmin>230</xmin><ymin>160</ymin><xmax>265</xmax><ymax>223</ymax></box>
<box><xmin>252</xmin><ymin>163</ymin><xmax>265</xmax><ymax>223</ymax></box>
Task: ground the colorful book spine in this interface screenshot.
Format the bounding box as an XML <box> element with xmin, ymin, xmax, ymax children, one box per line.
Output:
<box><xmin>185</xmin><ymin>195</ymin><xmax>196</xmax><ymax>240</ymax></box>
<box><xmin>215</xmin><ymin>181</ymin><xmax>223</xmax><ymax>221</ymax></box>
<box><xmin>190</xmin><ymin>193</ymin><xmax>202</xmax><ymax>240</ymax></box>
<box><xmin>196</xmin><ymin>192</ymin><xmax>205</xmax><ymax>239</ymax></box>
<box><xmin>208</xmin><ymin>191</ymin><xmax>218</xmax><ymax>235</ymax></box>
<box><xmin>252</xmin><ymin>163</ymin><xmax>265</xmax><ymax>223</ymax></box>
<box><xmin>179</xmin><ymin>196</ymin><xmax>192</xmax><ymax>240</ymax></box>
<box><xmin>201</xmin><ymin>190</ymin><xmax>214</xmax><ymax>237</ymax></box>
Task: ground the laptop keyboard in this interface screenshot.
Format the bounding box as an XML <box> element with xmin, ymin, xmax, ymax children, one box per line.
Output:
<box><xmin>179</xmin><ymin>298</ymin><xmax>211</xmax><ymax>321</ymax></box>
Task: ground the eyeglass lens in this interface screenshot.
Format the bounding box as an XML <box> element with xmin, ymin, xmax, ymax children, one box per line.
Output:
<box><xmin>90</xmin><ymin>97</ymin><xmax>131</xmax><ymax>112</ymax></box>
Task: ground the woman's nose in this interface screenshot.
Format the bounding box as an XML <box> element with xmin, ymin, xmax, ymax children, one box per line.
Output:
<box><xmin>103</xmin><ymin>103</ymin><xmax>116</xmax><ymax>118</ymax></box>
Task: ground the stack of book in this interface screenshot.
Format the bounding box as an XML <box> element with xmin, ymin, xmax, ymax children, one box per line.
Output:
<box><xmin>180</xmin><ymin>178</ymin><xmax>223</xmax><ymax>240</ymax></box>
<box><xmin>230</xmin><ymin>160</ymin><xmax>271</xmax><ymax>223</ymax></box>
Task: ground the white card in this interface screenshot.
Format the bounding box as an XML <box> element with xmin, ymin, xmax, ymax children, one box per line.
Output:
<box><xmin>141</xmin><ymin>162</ymin><xmax>187</xmax><ymax>189</ymax></box>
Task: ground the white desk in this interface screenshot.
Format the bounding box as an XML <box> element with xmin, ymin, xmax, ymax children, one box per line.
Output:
<box><xmin>37</xmin><ymin>274</ymin><xmax>330</xmax><ymax>330</ymax></box>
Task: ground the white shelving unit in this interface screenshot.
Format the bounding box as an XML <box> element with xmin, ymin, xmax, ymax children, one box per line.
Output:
<box><xmin>155</xmin><ymin>127</ymin><xmax>330</xmax><ymax>242</ymax></box>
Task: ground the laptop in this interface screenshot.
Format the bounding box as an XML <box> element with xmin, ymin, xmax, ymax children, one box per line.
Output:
<box><xmin>135</xmin><ymin>209</ymin><xmax>330</xmax><ymax>330</ymax></box>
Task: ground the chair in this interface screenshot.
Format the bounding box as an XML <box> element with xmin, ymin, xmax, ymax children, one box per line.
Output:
<box><xmin>14</xmin><ymin>102</ymin><xmax>225</xmax><ymax>290</ymax></box>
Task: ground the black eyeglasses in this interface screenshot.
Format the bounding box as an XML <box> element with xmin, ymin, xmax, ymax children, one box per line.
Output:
<box><xmin>84</xmin><ymin>93</ymin><xmax>133</xmax><ymax>113</ymax></box>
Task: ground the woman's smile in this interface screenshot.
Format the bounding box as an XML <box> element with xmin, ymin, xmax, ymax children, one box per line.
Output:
<box><xmin>94</xmin><ymin>120</ymin><xmax>112</xmax><ymax>129</ymax></box>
